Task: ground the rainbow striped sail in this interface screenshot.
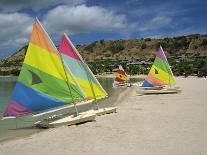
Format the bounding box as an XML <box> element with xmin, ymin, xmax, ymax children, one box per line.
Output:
<box><xmin>59</xmin><ymin>34</ymin><xmax>107</xmax><ymax>100</ymax></box>
<box><xmin>3</xmin><ymin>19</ymin><xmax>84</xmax><ymax>118</ymax></box>
<box><xmin>142</xmin><ymin>46</ymin><xmax>176</xmax><ymax>88</ymax></box>
<box><xmin>113</xmin><ymin>65</ymin><xmax>129</xmax><ymax>87</ymax></box>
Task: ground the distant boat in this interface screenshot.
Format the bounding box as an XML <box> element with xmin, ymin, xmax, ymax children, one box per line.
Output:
<box><xmin>113</xmin><ymin>65</ymin><xmax>131</xmax><ymax>87</ymax></box>
<box><xmin>3</xmin><ymin>18</ymin><xmax>96</xmax><ymax>128</ymax></box>
<box><xmin>59</xmin><ymin>33</ymin><xmax>116</xmax><ymax>116</ymax></box>
<box><xmin>137</xmin><ymin>46</ymin><xmax>181</xmax><ymax>95</ymax></box>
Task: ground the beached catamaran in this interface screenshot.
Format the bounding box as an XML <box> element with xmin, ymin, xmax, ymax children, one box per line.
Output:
<box><xmin>59</xmin><ymin>33</ymin><xmax>116</xmax><ymax>115</ymax></box>
<box><xmin>113</xmin><ymin>65</ymin><xmax>130</xmax><ymax>87</ymax></box>
<box><xmin>138</xmin><ymin>46</ymin><xmax>181</xmax><ymax>94</ymax></box>
<box><xmin>3</xmin><ymin>19</ymin><xmax>96</xmax><ymax>127</ymax></box>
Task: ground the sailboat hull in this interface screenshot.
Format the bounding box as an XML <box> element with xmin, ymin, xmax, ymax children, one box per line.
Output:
<box><xmin>94</xmin><ymin>107</ymin><xmax>117</xmax><ymax>116</ymax></box>
<box><xmin>35</xmin><ymin>110</ymin><xmax>96</xmax><ymax>128</ymax></box>
<box><xmin>113</xmin><ymin>82</ymin><xmax>131</xmax><ymax>88</ymax></box>
<box><xmin>137</xmin><ymin>87</ymin><xmax>182</xmax><ymax>95</ymax></box>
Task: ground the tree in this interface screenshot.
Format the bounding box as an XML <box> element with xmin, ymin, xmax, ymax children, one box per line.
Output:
<box><xmin>108</xmin><ymin>44</ymin><xmax>125</xmax><ymax>54</ymax></box>
<box><xmin>141</xmin><ymin>42</ymin><xmax>147</xmax><ymax>49</ymax></box>
<box><xmin>201</xmin><ymin>39</ymin><xmax>207</xmax><ymax>47</ymax></box>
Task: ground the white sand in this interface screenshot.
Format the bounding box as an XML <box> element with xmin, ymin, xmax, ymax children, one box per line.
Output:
<box><xmin>0</xmin><ymin>77</ymin><xmax>207</xmax><ymax>155</ymax></box>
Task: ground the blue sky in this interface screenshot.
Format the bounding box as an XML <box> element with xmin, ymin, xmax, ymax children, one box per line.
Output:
<box><xmin>0</xmin><ymin>0</ymin><xmax>207</xmax><ymax>59</ymax></box>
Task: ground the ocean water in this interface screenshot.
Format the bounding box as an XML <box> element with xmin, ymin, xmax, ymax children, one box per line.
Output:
<box><xmin>0</xmin><ymin>76</ymin><xmax>142</xmax><ymax>142</ymax></box>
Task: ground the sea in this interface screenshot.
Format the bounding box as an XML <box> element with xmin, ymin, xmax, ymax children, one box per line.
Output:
<box><xmin>0</xmin><ymin>76</ymin><xmax>142</xmax><ymax>142</ymax></box>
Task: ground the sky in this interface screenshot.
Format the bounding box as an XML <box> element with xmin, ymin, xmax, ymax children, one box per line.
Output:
<box><xmin>0</xmin><ymin>0</ymin><xmax>207</xmax><ymax>59</ymax></box>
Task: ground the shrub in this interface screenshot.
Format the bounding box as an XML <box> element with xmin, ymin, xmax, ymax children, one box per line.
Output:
<box><xmin>201</xmin><ymin>39</ymin><xmax>207</xmax><ymax>47</ymax></box>
<box><xmin>145</xmin><ymin>38</ymin><xmax>151</xmax><ymax>41</ymax></box>
<box><xmin>141</xmin><ymin>42</ymin><xmax>147</xmax><ymax>49</ymax></box>
<box><xmin>108</xmin><ymin>44</ymin><xmax>125</xmax><ymax>54</ymax></box>
<box><xmin>100</xmin><ymin>40</ymin><xmax>104</xmax><ymax>44</ymax></box>
<box><xmin>84</xmin><ymin>42</ymin><xmax>96</xmax><ymax>52</ymax></box>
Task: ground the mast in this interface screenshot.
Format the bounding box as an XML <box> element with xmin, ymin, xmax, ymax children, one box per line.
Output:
<box><xmin>63</xmin><ymin>61</ymin><xmax>87</xmax><ymax>99</ymax></box>
<box><xmin>64</xmin><ymin>34</ymin><xmax>98</xmax><ymax>108</ymax></box>
<box><xmin>63</xmin><ymin>33</ymin><xmax>106</xmax><ymax>109</ymax></box>
<box><xmin>36</xmin><ymin>19</ymin><xmax>79</xmax><ymax>115</ymax></box>
<box><xmin>58</xmin><ymin>51</ymin><xmax>79</xmax><ymax>115</ymax></box>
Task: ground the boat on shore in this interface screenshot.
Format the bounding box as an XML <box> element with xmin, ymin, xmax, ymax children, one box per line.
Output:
<box><xmin>59</xmin><ymin>33</ymin><xmax>116</xmax><ymax>116</ymax></box>
<box><xmin>2</xmin><ymin>18</ymin><xmax>96</xmax><ymax>128</ymax></box>
<box><xmin>113</xmin><ymin>65</ymin><xmax>131</xmax><ymax>88</ymax></box>
<box><xmin>137</xmin><ymin>46</ymin><xmax>181</xmax><ymax>95</ymax></box>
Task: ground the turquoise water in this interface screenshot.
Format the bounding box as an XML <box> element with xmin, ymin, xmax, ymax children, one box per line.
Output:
<box><xmin>0</xmin><ymin>76</ymin><xmax>141</xmax><ymax>142</ymax></box>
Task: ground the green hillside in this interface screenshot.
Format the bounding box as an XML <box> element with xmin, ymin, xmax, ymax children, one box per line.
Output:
<box><xmin>0</xmin><ymin>34</ymin><xmax>207</xmax><ymax>76</ymax></box>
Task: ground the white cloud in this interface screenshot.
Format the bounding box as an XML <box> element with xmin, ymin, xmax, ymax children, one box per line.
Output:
<box><xmin>150</xmin><ymin>16</ymin><xmax>172</xmax><ymax>28</ymax></box>
<box><xmin>0</xmin><ymin>0</ymin><xmax>85</xmax><ymax>12</ymax></box>
<box><xmin>43</xmin><ymin>4</ymin><xmax>127</xmax><ymax>34</ymax></box>
<box><xmin>0</xmin><ymin>4</ymin><xmax>129</xmax><ymax>55</ymax></box>
<box><xmin>138</xmin><ymin>16</ymin><xmax>172</xmax><ymax>32</ymax></box>
<box><xmin>0</xmin><ymin>13</ymin><xmax>33</xmax><ymax>51</ymax></box>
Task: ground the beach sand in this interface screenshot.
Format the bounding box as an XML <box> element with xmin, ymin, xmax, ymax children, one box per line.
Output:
<box><xmin>0</xmin><ymin>77</ymin><xmax>207</xmax><ymax>155</ymax></box>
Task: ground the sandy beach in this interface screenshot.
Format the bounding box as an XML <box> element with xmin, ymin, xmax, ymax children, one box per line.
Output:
<box><xmin>0</xmin><ymin>77</ymin><xmax>207</xmax><ymax>155</ymax></box>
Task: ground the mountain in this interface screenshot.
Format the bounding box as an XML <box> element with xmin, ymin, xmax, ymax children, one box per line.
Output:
<box><xmin>78</xmin><ymin>34</ymin><xmax>207</xmax><ymax>61</ymax></box>
<box><xmin>0</xmin><ymin>46</ymin><xmax>27</xmax><ymax>75</ymax></box>
<box><xmin>0</xmin><ymin>34</ymin><xmax>207</xmax><ymax>75</ymax></box>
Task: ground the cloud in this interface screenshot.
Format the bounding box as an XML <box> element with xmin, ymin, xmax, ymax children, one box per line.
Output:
<box><xmin>144</xmin><ymin>16</ymin><xmax>172</xmax><ymax>30</ymax></box>
<box><xmin>0</xmin><ymin>13</ymin><xmax>33</xmax><ymax>52</ymax></box>
<box><xmin>0</xmin><ymin>3</ymin><xmax>129</xmax><ymax>56</ymax></box>
<box><xmin>123</xmin><ymin>15</ymin><xmax>172</xmax><ymax>34</ymax></box>
<box><xmin>43</xmin><ymin>4</ymin><xmax>127</xmax><ymax>35</ymax></box>
<box><xmin>0</xmin><ymin>0</ymin><xmax>85</xmax><ymax>12</ymax></box>
<box><xmin>0</xmin><ymin>0</ymin><xmax>206</xmax><ymax>58</ymax></box>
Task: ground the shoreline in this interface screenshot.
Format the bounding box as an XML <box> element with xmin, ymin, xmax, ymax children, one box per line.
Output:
<box><xmin>0</xmin><ymin>74</ymin><xmax>204</xmax><ymax>79</ymax></box>
<box><xmin>96</xmin><ymin>74</ymin><xmax>146</xmax><ymax>79</ymax></box>
<box><xmin>96</xmin><ymin>74</ymin><xmax>204</xmax><ymax>79</ymax></box>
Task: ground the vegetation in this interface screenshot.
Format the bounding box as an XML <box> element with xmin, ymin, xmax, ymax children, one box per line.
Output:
<box><xmin>87</xmin><ymin>58</ymin><xmax>207</xmax><ymax>76</ymax></box>
<box><xmin>1</xmin><ymin>34</ymin><xmax>207</xmax><ymax>76</ymax></box>
<box><xmin>172</xmin><ymin>60</ymin><xmax>206</xmax><ymax>76</ymax></box>
<box><xmin>107</xmin><ymin>43</ymin><xmax>125</xmax><ymax>54</ymax></box>
<box><xmin>84</xmin><ymin>41</ymin><xmax>97</xmax><ymax>52</ymax></box>
<box><xmin>141</xmin><ymin>42</ymin><xmax>147</xmax><ymax>49</ymax></box>
<box><xmin>201</xmin><ymin>39</ymin><xmax>207</xmax><ymax>47</ymax></box>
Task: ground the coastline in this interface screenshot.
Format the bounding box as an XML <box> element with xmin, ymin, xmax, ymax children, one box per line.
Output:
<box><xmin>0</xmin><ymin>73</ymin><xmax>200</xmax><ymax>79</ymax></box>
<box><xmin>96</xmin><ymin>73</ymin><xmax>203</xmax><ymax>79</ymax></box>
<box><xmin>0</xmin><ymin>77</ymin><xmax>207</xmax><ymax>155</ymax></box>
<box><xmin>96</xmin><ymin>74</ymin><xmax>146</xmax><ymax>79</ymax></box>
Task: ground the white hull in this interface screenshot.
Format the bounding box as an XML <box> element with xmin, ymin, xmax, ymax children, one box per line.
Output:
<box><xmin>33</xmin><ymin>99</ymin><xmax>94</xmax><ymax>117</ymax></box>
<box><xmin>137</xmin><ymin>87</ymin><xmax>181</xmax><ymax>95</ymax></box>
<box><xmin>94</xmin><ymin>107</ymin><xmax>117</xmax><ymax>116</ymax></box>
<box><xmin>140</xmin><ymin>86</ymin><xmax>163</xmax><ymax>90</ymax></box>
<box><xmin>35</xmin><ymin>110</ymin><xmax>96</xmax><ymax>128</ymax></box>
<box><xmin>113</xmin><ymin>82</ymin><xmax>131</xmax><ymax>88</ymax></box>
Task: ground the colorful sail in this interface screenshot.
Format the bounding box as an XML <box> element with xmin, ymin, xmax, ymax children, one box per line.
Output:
<box><xmin>113</xmin><ymin>65</ymin><xmax>129</xmax><ymax>86</ymax></box>
<box><xmin>59</xmin><ymin>34</ymin><xmax>107</xmax><ymax>100</ymax></box>
<box><xmin>4</xmin><ymin>19</ymin><xmax>84</xmax><ymax>117</ymax></box>
<box><xmin>142</xmin><ymin>46</ymin><xmax>176</xmax><ymax>87</ymax></box>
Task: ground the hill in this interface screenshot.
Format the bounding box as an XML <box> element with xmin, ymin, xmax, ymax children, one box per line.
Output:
<box><xmin>0</xmin><ymin>34</ymin><xmax>207</xmax><ymax>76</ymax></box>
<box><xmin>78</xmin><ymin>34</ymin><xmax>207</xmax><ymax>61</ymax></box>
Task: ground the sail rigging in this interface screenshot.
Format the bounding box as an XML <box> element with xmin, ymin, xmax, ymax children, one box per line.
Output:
<box><xmin>59</xmin><ymin>34</ymin><xmax>107</xmax><ymax>100</ymax></box>
<box><xmin>113</xmin><ymin>65</ymin><xmax>129</xmax><ymax>86</ymax></box>
<box><xmin>3</xmin><ymin>19</ymin><xmax>84</xmax><ymax>118</ymax></box>
<box><xmin>142</xmin><ymin>46</ymin><xmax>176</xmax><ymax>87</ymax></box>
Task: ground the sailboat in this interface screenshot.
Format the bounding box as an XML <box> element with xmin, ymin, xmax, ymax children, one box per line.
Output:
<box><xmin>137</xmin><ymin>46</ymin><xmax>181</xmax><ymax>95</ymax></box>
<box><xmin>59</xmin><ymin>33</ymin><xmax>117</xmax><ymax>116</ymax></box>
<box><xmin>113</xmin><ymin>65</ymin><xmax>131</xmax><ymax>87</ymax></box>
<box><xmin>3</xmin><ymin>19</ymin><xmax>96</xmax><ymax>128</ymax></box>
